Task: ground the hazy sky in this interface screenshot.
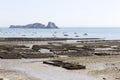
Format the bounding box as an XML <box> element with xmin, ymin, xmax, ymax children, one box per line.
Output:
<box><xmin>0</xmin><ymin>0</ymin><xmax>120</xmax><ymax>27</ymax></box>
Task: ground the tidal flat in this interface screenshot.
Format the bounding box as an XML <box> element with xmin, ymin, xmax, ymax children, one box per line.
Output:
<box><xmin>0</xmin><ymin>38</ymin><xmax>120</xmax><ymax>80</ymax></box>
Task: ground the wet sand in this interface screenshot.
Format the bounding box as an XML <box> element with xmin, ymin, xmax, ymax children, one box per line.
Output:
<box><xmin>57</xmin><ymin>55</ymin><xmax>120</xmax><ymax>80</ymax></box>
<box><xmin>0</xmin><ymin>55</ymin><xmax>120</xmax><ymax>80</ymax></box>
<box><xmin>0</xmin><ymin>59</ymin><xmax>96</xmax><ymax>80</ymax></box>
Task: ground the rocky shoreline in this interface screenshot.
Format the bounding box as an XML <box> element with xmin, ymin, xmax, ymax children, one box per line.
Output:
<box><xmin>0</xmin><ymin>37</ymin><xmax>120</xmax><ymax>59</ymax></box>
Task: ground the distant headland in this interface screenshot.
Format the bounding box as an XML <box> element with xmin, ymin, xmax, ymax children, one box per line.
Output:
<box><xmin>9</xmin><ymin>22</ymin><xmax>58</xmax><ymax>29</ymax></box>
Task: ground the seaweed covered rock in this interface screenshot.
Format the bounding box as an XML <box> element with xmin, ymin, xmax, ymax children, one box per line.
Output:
<box><xmin>0</xmin><ymin>45</ymin><xmax>14</xmax><ymax>51</ymax></box>
<box><xmin>43</xmin><ymin>60</ymin><xmax>86</xmax><ymax>70</ymax></box>
<box><xmin>0</xmin><ymin>52</ymin><xmax>23</xmax><ymax>59</ymax></box>
<box><xmin>62</xmin><ymin>63</ymin><xmax>86</xmax><ymax>70</ymax></box>
<box><xmin>32</xmin><ymin>45</ymin><xmax>40</xmax><ymax>51</ymax></box>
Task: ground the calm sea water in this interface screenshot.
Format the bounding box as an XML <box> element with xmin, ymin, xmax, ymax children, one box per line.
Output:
<box><xmin>0</xmin><ymin>27</ymin><xmax>120</xmax><ymax>40</ymax></box>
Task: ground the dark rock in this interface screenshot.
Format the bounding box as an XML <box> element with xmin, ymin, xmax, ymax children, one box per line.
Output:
<box><xmin>0</xmin><ymin>52</ymin><xmax>23</xmax><ymax>59</ymax></box>
<box><xmin>0</xmin><ymin>78</ymin><xmax>3</xmax><ymax>80</ymax></box>
<box><xmin>21</xmin><ymin>53</ymin><xmax>54</xmax><ymax>58</ymax></box>
<box><xmin>43</xmin><ymin>60</ymin><xmax>86</xmax><ymax>70</ymax></box>
<box><xmin>94</xmin><ymin>52</ymin><xmax>109</xmax><ymax>56</ymax></box>
<box><xmin>62</xmin><ymin>63</ymin><xmax>86</xmax><ymax>70</ymax></box>
<box><xmin>43</xmin><ymin>60</ymin><xmax>63</xmax><ymax>67</ymax></box>
<box><xmin>0</xmin><ymin>45</ymin><xmax>14</xmax><ymax>51</ymax></box>
<box><xmin>32</xmin><ymin>45</ymin><xmax>41</xmax><ymax>51</ymax></box>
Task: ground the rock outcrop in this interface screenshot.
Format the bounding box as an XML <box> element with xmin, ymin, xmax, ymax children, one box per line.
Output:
<box><xmin>10</xmin><ymin>22</ymin><xmax>58</xmax><ymax>29</ymax></box>
<box><xmin>46</xmin><ymin>22</ymin><xmax>58</xmax><ymax>28</ymax></box>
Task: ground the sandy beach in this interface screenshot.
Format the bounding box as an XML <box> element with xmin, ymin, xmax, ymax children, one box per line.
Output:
<box><xmin>1</xmin><ymin>0</ymin><xmax>120</xmax><ymax>79</ymax></box>
<box><xmin>0</xmin><ymin>55</ymin><xmax>120</xmax><ymax>80</ymax></box>
<box><xmin>0</xmin><ymin>58</ymin><xmax>97</xmax><ymax>80</ymax></box>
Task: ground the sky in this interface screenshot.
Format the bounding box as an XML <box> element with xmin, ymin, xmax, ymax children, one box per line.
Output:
<box><xmin>0</xmin><ymin>0</ymin><xmax>120</xmax><ymax>27</ymax></box>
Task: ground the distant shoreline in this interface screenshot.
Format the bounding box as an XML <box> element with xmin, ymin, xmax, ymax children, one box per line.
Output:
<box><xmin>9</xmin><ymin>22</ymin><xmax>58</xmax><ymax>29</ymax></box>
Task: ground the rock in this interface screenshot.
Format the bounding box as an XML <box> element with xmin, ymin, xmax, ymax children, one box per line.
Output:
<box><xmin>32</xmin><ymin>45</ymin><xmax>40</xmax><ymax>51</ymax></box>
<box><xmin>9</xmin><ymin>22</ymin><xmax>58</xmax><ymax>29</ymax></box>
<box><xmin>10</xmin><ymin>23</ymin><xmax>45</xmax><ymax>28</ymax></box>
<box><xmin>46</xmin><ymin>22</ymin><xmax>58</xmax><ymax>28</ymax></box>
<box><xmin>43</xmin><ymin>60</ymin><xmax>86</xmax><ymax>70</ymax></box>
<box><xmin>0</xmin><ymin>78</ymin><xmax>3</xmax><ymax>80</ymax></box>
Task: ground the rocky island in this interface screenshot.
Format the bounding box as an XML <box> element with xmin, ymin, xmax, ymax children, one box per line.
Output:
<box><xmin>9</xmin><ymin>22</ymin><xmax>58</xmax><ymax>29</ymax></box>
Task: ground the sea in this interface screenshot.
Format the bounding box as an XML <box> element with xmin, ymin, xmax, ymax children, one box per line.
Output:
<box><xmin>0</xmin><ymin>27</ymin><xmax>120</xmax><ymax>40</ymax></box>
